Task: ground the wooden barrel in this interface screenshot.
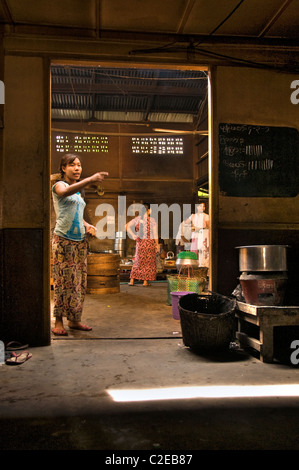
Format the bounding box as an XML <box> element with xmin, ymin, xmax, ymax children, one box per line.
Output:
<box><xmin>87</xmin><ymin>252</ymin><xmax>120</xmax><ymax>294</ymax></box>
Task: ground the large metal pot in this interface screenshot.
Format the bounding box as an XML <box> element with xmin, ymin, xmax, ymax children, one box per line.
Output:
<box><xmin>236</xmin><ymin>245</ymin><xmax>288</xmax><ymax>272</ymax></box>
<box><xmin>113</xmin><ymin>231</ymin><xmax>126</xmax><ymax>258</ymax></box>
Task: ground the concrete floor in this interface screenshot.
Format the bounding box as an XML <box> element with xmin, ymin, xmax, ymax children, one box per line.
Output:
<box><xmin>1</xmin><ymin>282</ymin><xmax>299</xmax><ymax>451</ymax></box>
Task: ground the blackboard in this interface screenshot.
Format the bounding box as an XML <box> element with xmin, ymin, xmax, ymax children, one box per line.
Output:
<box><xmin>218</xmin><ymin>123</ymin><xmax>299</xmax><ymax>197</ymax></box>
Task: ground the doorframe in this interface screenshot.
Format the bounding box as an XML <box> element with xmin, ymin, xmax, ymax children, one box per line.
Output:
<box><xmin>48</xmin><ymin>58</ymin><xmax>214</xmax><ymax>333</ymax></box>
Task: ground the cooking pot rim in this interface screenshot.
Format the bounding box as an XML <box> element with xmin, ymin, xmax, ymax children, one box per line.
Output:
<box><xmin>235</xmin><ymin>245</ymin><xmax>290</xmax><ymax>249</ymax></box>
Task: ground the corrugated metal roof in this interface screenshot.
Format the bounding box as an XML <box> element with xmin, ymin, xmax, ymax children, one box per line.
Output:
<box><xmin>51</xmin><ymin>65</ymin><xmax>208</xmax><ymax>125</ymax></box>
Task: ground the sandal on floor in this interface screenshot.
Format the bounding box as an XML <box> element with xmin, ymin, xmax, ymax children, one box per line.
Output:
<box><xmin>51</xmin><ymin>328</ymin><xmax>68</xmax><ymax>336</ymax></box>
<box><xmin>6</xmin><ymin>351</ymin><xmax>32</xmax><ymax>366</ymax></box>
<box><xmin>68</xmin><ymin>324</ymin><xmax>92</xmax><ymax>331</ymax></box>
<box><xmin>5</xmin><ymin>341</ymin><xmax>29</xmax><ymax>351</ymax></box>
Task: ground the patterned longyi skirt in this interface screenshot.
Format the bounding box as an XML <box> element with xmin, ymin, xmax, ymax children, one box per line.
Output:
<box><xmin>52</xmin><ymin>235</ymin><xmax>88</xmax><ymax>322</ymax></box>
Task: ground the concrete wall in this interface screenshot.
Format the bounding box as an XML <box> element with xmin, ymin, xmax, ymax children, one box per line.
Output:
<box><xmin>0</xmin><ymin>55</ymin><xmax>51</xmax><ymax>346</ymax></box>
<box><xmin>211</xmin><ymin>66</ymin><xmax>299</xmax><ymax>301</ymax></box>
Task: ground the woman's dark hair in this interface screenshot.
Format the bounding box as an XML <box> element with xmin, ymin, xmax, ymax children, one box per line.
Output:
<box><xmin>140</xmin><ymin>202</ymin><xmax>151</xmax><ymax>216</ymax></box>
<box><xmin>59</xmin><ymin>153</ymin><xmax>81</xmax><ymax>178</ymax></box>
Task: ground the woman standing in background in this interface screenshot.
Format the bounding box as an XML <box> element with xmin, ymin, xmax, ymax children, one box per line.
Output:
<box><xmin>187</xmin><ymin>202</ymin><xmax>209</xmax><ymax>268</ymax></box>
<box><xmin>126</xmin><ymin>203</ymin><xmax>160</xmax><ymax>286</ymax></box>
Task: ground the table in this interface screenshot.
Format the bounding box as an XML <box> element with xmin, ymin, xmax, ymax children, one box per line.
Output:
<box><xmin>236</xmin><ymin>301</ymin><xmax>299</xmax><ymax>363</ymax></box>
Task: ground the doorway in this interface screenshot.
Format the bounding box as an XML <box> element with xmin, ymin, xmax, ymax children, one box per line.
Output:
<box><xmin>50</xmin><ymin>62</ymin><xmax>210</xmax><ymax>339</ymax></box>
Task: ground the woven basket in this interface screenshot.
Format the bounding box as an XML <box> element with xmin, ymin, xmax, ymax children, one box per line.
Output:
<box><xmin>166</xmin><ymin>268</ymin><xmax>208</xmax><ymax>305</ymax></box>
<box><xmin>178</xmin><ymin>293</ymin><xmax>236</xmax><ymax>351</ymax></box>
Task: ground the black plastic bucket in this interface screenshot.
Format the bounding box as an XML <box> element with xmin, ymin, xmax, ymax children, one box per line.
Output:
<box><xmin>178</xmin><ymin>293</ymin><xmax>237</xmax><ymax>351</ymax></box>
